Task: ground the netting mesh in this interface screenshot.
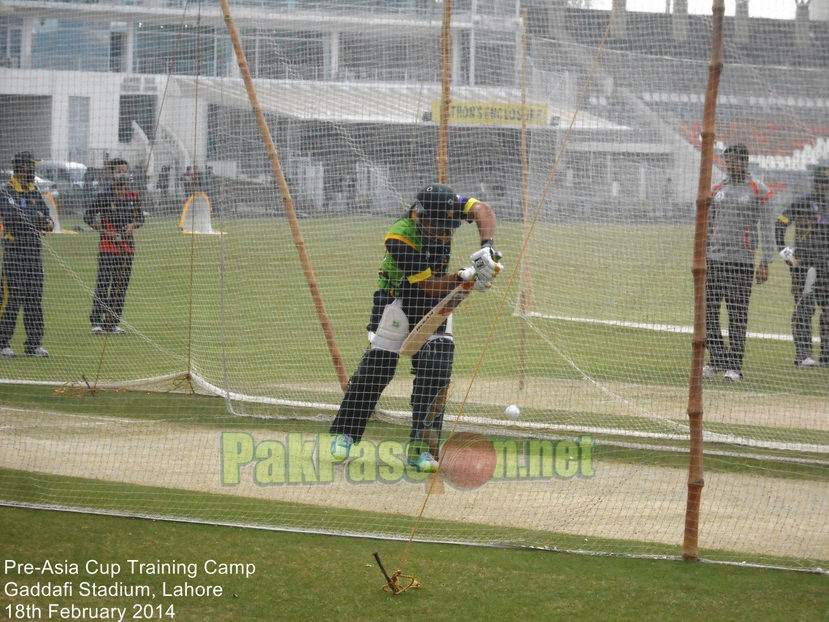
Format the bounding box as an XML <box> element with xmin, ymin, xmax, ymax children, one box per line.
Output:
<box><xmin>1</xmin><ymin>0</ymin><xmax>828</xmax><ymax>571</ymax></box>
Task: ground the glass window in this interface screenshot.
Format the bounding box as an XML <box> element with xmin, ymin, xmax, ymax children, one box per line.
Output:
<box><xmin>31</xmin><ymin>20</ymin><xmax>109</xmax><ymax>72</ymax></box>
<box><xmin>257</xmin><ymin>31</ymin><xmax>323</xmax><ymax>80</ymax></box>
<box><xmin>119</xmin><ymin>95</ymin><xmax>157</xmax><ymax>143</ymax></box>
<box><xmin>110</xmin><ymin>32</ymin><xmax>124</xmax><ymax>73</ymax></box>
<box><xmin>134</xmin><ymin>24</ymin><xmax>217</xmax><ymax>76</ymax></box>
<box><xmin>474</xmin><ymin>31</ymin><xmax>515</xmax><ymax>87</ymax></box>
<box><xmin>340</xmin><ymin>33</ymin><xmax>440</xmax><ymax>82</ymax></box>
<box><xmin>239</xmin><ymin>30</ymin><xmax>323</xmax><ymax>80</ymax></box>
<box><xmin>0</xmin><ymin>21</ymin><xmax>22</xmax><ymax>68</ymax></box>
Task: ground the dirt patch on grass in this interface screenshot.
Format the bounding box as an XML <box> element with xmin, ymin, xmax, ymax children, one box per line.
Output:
<box><xmin>2</xmin><ymin>409</ymin><xmax>826</xmax><ymax>562</ymax></box>
<box><xmin>279</xmin><ymin>376</ymin><xmax>829</xmax><ymax>435</ymax></box>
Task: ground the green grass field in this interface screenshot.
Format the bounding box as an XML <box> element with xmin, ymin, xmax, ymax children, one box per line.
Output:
<box><xmin>2</xmin><ymin>505</ymin><xmax>826</xmax><ymax>622</ymax></box>
<box><xmin>4</xmin><ymin>216</ymin><xmax>826</xmax><ymax>395</ymax></box>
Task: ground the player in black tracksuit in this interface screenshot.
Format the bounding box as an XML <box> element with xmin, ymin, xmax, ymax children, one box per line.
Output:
<box><xmin>328</xmin><ymin>184</ymin><xmax>500</xmax><ymax>472</ymax></box>
<box><xmin>83</xmin><ymin>159</ymin><xmax>144</xmax><ymax>334</ymax></box>
<box><xmin>775</xmin><ymin>165</ymin><xmax>829</xmax><ymax>366</ymax></box>
<box><xmin>0</xmin><ymin>152</ymin><xmax>53</xmax><ymax>358</ymax></box>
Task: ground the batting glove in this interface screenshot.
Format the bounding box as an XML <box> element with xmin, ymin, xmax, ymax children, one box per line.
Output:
<box><xmin>457</xmin><ymin>267</ymin><xmax>491</xmax><ymax>292</ymax></box>
<box><xmin>779</xmin><ymin>246</ymin><xmax>798</xmax><ymax>266</ymax></box>
<box><xmin>470</xmin><ymin>247</ymin><xmax>503</xmax><ymax>281</ymax></box>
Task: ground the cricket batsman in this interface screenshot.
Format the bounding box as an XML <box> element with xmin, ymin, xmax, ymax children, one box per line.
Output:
<box><xmin>328</xmin><ymin>183</ymin><xmax>503</xmax><ymax>472</ymax></box>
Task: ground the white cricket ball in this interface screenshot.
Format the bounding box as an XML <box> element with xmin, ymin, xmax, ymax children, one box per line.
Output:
<box><xmin>504</xmin><ymin>404</ymin><xmax>520</xmax><ymax>420</ymax></box>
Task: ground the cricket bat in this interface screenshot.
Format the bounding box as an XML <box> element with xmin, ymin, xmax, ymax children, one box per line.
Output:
<box><xmin>794</xmin><ymin>266</ymin><xmax>817</xmax><ymax>317</ymax></box>
<box><xmin>398</xmin><ymin>284</ymin><xmax>471</xmax><ymax>356</ymax></box>
<box><xmin>804</xmin><ymin>266</ymin><xmax>817</xmax><ymax>296</ymax></box>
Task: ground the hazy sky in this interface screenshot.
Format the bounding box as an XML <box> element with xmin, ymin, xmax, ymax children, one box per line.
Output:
<box><xmin>588</xmin><ymin>0</ymin><xmax>796</xmax><ymax>20</ymax></box>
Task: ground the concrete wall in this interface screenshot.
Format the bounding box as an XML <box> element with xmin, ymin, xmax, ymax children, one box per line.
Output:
<box><xmin>0</xmin><ymin>70</ymin><xmax>201</xmax><ymax>170</ymax></box>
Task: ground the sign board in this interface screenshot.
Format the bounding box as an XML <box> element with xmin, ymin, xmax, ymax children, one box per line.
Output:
<box><xmin>431</xmin><ymin>101</ymin><xmax>548</xmax><ymax>125</ymax></box>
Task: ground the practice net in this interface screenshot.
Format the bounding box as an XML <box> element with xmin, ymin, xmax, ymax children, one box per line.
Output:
<box><xmin>1</xmin><ymin>0</ymin><xmax>827</xmax><ymax>572</ymax></box>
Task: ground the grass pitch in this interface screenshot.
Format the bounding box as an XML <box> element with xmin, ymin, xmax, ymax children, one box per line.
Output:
<box><xmin>2</xmin><ymin>505</ymin><xmax>826</xmax><ymax>622</ymax></box>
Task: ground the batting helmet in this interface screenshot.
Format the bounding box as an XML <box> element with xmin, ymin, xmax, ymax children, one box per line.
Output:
<box><xmin>414</xmin><ymin>183</ymin><xmax>462</xmax><ymax>228</ymax></box>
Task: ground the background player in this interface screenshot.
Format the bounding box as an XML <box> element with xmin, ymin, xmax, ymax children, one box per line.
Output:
<box><xmin>84</xmin><ymin>158</ymin><xmax>144</xmax><ymax>335</ymax></box>
<box><xmin>0</xmin><ymin>152</ymin><xmax>53</xmax><ymax>358</ymax></box>
<box><xmin>776</xmin><ymin>165</ymin><xmax>829</xmax><ymax>367</ymax></box>
<box><xmin>703</xmin><ymin>144</ymin><xmax>776</xmax><ymax>382</ymax></box>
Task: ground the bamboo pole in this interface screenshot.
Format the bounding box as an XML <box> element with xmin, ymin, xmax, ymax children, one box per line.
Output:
<box><xmin>683</xmin><ymin>0</ymin><xmax>724</xmax><ymax>562</ymax></box>
<box><xmin>437</xmin><ymin>0</ymin><xmax>452</xmax><ymax>183</ymax></box>
<box><xmin>518</xmin><ymin>9</ymin><xmax>532</xmax><ymax>391</ymax></box>
<box><xmin>219</xmin><ymin>0</ymin><xmax>349</xmax><ymax>392</ymax></box>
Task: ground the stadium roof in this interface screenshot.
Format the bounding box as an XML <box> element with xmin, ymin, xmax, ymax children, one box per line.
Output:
<box><xmin>526</xmin><ymin>6</ymin><xmax>829</xmax><ymax>69</ymax></box>
<box><xmin>177</xmin><ymin>77</ymin><xmax>629</xmax><ymax>130</ymax></box>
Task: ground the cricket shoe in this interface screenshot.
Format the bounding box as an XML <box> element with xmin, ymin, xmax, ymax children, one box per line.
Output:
<box><xmin>723</xmin><ymin>370</ymin><xmax>742</xmax><ymax>382</ymax></box>
<box><xmin>25</xmin><ymin>346</ymin><xmax>49</xmax><ymax>358</ymax></box>
<box><xmin>795</xmin><ymin>357</ymin><xmax>816</xmax><ymax>368</ymax></box>
<box><xmin>91</xmin><ymin>325</ymin><xmax>105</xmax><ymax>334</ymax></box>
<box><xmin>330</xmin><ymin>434</ymin><xmax>353</xmax><ymax>462</ymax></box>
<box><xmin>109</xmin><ymin>326</ymin><xmax>126</xmax><ymax>334</ymax></box>
<box><xmin>412</xmin><ymin>452</ymin><xmax>439</xmax><ymax>473</ymax></box>
<box><xmin>0</xmin><ymin>347</ymin><xmax>16</xmax><ymax>358</ymax></box>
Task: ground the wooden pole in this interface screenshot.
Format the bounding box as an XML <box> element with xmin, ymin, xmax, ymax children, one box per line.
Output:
<box><xmin>683</xmin><ymin>0</ymin><xmax>724</xmax><ymax>562</ymax></box>
<box><xmin>437</xmin><ymin>0</ymin><xmax>452</xmax><ymax>183</ymax></box>
<box><xmin>518</xmin><ymin>9</ymin><xmax>532</xmax><ymax>391</ymax></box>
<box><xmin>219</xmin><ymin>0</ymin><xmax>349</xmax><ymax>392</ymax></box>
